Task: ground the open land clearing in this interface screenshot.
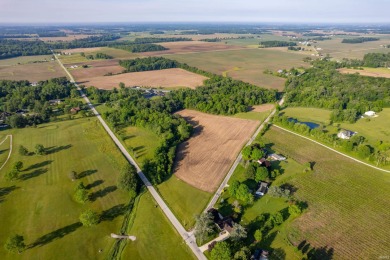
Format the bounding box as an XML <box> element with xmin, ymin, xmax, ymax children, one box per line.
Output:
<box><xmin>338</xmin><ymin>67</ymin><xmax>390</xmax><ymax>78</ymax></box>
<box><xmin>122</xmin><ymin>192</ymin><xmax>195</xmax><ymax>260</ymax></box>
<box><xmin>0</xmin><ymin>55</ymin><xmax>53</xmax><ymax>66</ymax></box>
<box><xmin>69</xmin><ymin>59</ymin><xmax>124</xmax><ymax>81</ymax></box>
<box><xmin>167</xmin><ymin>48</ymin><xmax>309</xmax><ymax>90</ymax></box>
<box><xmin>174</xmin><ymin>109</ymin><xmax>259</xmax><ymax>192</ymax></box>
<box><xmin>141</xmin><ymin>41</ymin><xmax>244</xmax><ymax>56</ymax></box>
<box><xmin>0</xmin><ymin>61</ymin><xmax>67</xmax><ymax>81</ymax></box>
<box><xmin>75</xmin><ymin>68</ymin><xmax>207</xmax><ymax>89</ymax></box>
<box><xmin>262</xmin><ymin>126</ymin><xmax>390</xmax><ymax>259</ymax></box>
<box><xmin>40</xmin><ymin>34</ymin><xmax>93</xmax><ymax>42</ymax></box>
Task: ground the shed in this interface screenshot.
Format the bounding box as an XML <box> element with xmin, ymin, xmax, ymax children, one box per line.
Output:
<box><xmin>364</xmin><ymin>111</ymin><xmax>376</xmax><ymax>117</ymax></box>
<box><xmin>337</xmin><ymin>130</ymin><xmax>356</xmax><ymax>140</ymax></box>
<box><xmin>269</xmin><ymin>153</ymin><xmax>286</xmax><ymax>161</ymax></box>
<box><xmin>255</xmin><ymin>182</ymin><xmax>269</xmax><ymax>197</ymax></box>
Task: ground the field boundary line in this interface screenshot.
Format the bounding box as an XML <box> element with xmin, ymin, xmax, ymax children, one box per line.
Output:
<box><xmin>0</xmin><ymin>135</ymin><xmax>13</xmax><ymax>172</ymax></box>
<box><xmin>53</xmin><ymin>51</ymin><xmax>206</xmax><ymax>260</ymax></box>
<box><xmin>272</xmin><ymin>124</ymin><xmax>390</xmax><ymax>173</ymax></box>
<box><xmin>205</xmin><ymin>97</ymin><xmax>285</xmax><ymax>211</ymax></box>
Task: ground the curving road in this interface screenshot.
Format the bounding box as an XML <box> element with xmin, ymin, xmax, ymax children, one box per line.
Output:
<box><xmin>205</xmin><ymin>97</ymin><xmax>285</xmax><ymax>211</ymax></box>
<box><xmin>0</xmin><ymin>135</ymin><xmax>12</xmax><ymax>172</ymax></box>
<box><xmin>53</xmin><ymin>52</ymin><xmax>206</xmax><ymax>260</ymax></box>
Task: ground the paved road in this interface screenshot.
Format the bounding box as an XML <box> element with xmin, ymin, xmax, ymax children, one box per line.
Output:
<box><xmin>205</xmin><ymin>97</ymin><xmax>285</xmax><ymax>211</ymax></box>
<box><xmin>272</xmin><ymin>124</ymin><xmax>390</xmax><ymax>173</ymax></box>
<box><xmin>53</xmin><ymin>53</ymin><xmax>206</xmax><ymax>260</ymax></box>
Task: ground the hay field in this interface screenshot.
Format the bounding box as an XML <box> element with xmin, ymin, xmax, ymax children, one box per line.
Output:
<box><xmin>0</xmin><ymin>55</ymin><xmax>53</xmax><ymax>66</ymax></box>
<box><xmin>263</xmin><ymin>126</ymin><xmax>390</xmax><ymax>259</ymax></box>
<box><xmin>0</xmin><ymin>61</ymin><xmax>67</xmax><ymax>81</ymax></box>
<box><xmin>339</xmin><ymin>67</ymin><xmax>390</xmax><ymax>78</ymax></box>
<box><xmin>70</xmin><ymin>59</ymin><xmax>124</xmax><ymax>82</ymax></box>
<box><xmin>77</xmin><ymin>68</ymin><xmax>207</xmax><ymax>89</ymax></box>
<box><xmin>167</xmin><ymin>48</ymin><xmax>309</xmax><ymax>90</ymax></box>
<box><xmin>174</xmin><ymin>109</ymin><xmax>259</xmax><ymax>192</ymax></box>
<box><xmin>41</xmin><ymin>34</ymin><xmax>93</xmax><ymax>42</ymax></box>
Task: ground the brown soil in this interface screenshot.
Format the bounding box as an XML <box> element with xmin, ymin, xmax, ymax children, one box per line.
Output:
<box><xmin>174</xmin><ymin>110</ymin><xmax>259</xmax><ymax>192</ymax></box>
<box><xmin>0</xmin><ymin>62</ymin><xmax>67</xmax><ymax>82</ymax></box>
<box><xmin>251</xmin><ymin>104</ymin><xmax>275</xmax><ymax>112</ymax></box>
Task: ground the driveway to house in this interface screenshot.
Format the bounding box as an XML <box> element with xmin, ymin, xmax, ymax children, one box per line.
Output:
<box><xmin>205</xmin><ymin>97</ymin><xmax>285</xmax><ymax>212</ymax></box>
<box><xmin>54</xmin><ymin>52</ymin><xmax>206</xmax><ymax>260</ymax></box>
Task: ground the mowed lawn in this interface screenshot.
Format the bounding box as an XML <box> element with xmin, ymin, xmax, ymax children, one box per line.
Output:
<box><xmin>0</xmin><ymin>118</ymin><xmax>130</xmax><ymax>259</ymax></box>
<box><xmin>122</xmin><ymin>192</ymin><xmax>196</xmax><ymax>260</ymax></box>
<box><xmin>281</xmin><ymin>107</ymin><xmax>332</xmax><ymax>124</ymax></box>
<box><xmin>167</xmin><ymin>48</ymin><xmax>309</xmax><ymax>90</ymax></box>
<box><xmin>262</xmin><ymin>126</ymin><xmax>390</xmax><ymax>259</ymax></box>
<box><xmin>0</xmin><ymin>134</ymin><xmax>11</xmax><ymax>168</ymax></box>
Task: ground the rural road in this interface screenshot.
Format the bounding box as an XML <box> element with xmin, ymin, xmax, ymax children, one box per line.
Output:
<box><xmin>205</xmin><ymin>97</ymin><xmax>285</xmax><ymax>211</ymax></box>
<box><xmin>272</xmin><ymin>124</ymin><xmax>390</xmax><ymax>173</ymax></box>
<box><xmin>0</xmin><ymin>135</ymin><xmax>13</xmax><ymax>172</ymax></box>
<box><xmin>53</xmin><ymin>52</ymin><xmax>206</xmax><ymax>260</ymax></box>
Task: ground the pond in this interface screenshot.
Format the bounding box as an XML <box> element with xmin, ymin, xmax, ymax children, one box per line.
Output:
<box><xmin>287</xmin><ymin>118</ymin><xmax>319</xmax><ymax>129</ymax></box>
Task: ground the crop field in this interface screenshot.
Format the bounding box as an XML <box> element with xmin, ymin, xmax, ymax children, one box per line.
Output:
<box><xmin>122</xmin><ymin>192</ymin><xmax>195</xmax><ymax>259</ymax></box>
<box><xmin>142</xmin><ymin>41</ymin><xmax>244</xmax><ymax>56</ymax></box>
<box><xmin>232</xmin><ymin>104</ymin><xmax>274</xmax><ymax>121</ymax></box>
<box><xmin>62</xmin><ymin>47</ymin><xmax>140</xmax><ymax>60</ymax></box>
<box><xmin>174</xmin><ymin>109</ymin><xmax>259</xmax><ymax>192</ymax></box>
<box><xmin>76</xmin><ymin>68</ymin><xmax>207</xmax><ymax>89</ymax></box>
<box><xmin>315</xmin><ymin>36</ymin><xmax>390</xmax><ymax>60</ymax></box>
<box><xmin>0</xmin><ymin>55</ymin><xmax>53</xmax><ymax>66</ymax></box>
<box><xmin>0</xmin><ymin>118</ymin><xmax>132</xmax><ymax>259</ymax></box>
<box><xmin>41</xmin><ymin>34</ymin><xmax>93</xmax><ymax>42</ymax></box>
<box><xmin>0</xmin><ymin>61</ymin><xmax>67</xmax><ymax>82</ymax></box>
<box><xmin>69</xmin><ymin>59</ymin><xmax>124</xmax><ymax>82</ymax></box>
<box><xmin>339</xmin><ymin>67</ymin><xmax>390</xmax><ymax>78</ymax></box>
<box><xmin>262</xmin><ymin>126</ymin><xmax>390</xmax><ymax>259</ymax></box>
<box><xmin>168</xmin><ymin>48</ymin><xmax>309</xmax><ymax>90</ymax></box>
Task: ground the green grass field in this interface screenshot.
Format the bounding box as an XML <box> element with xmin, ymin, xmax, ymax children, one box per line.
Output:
<box><xmin>281</xmin><ymin>107</ymin><xmax>332</xmax><ymax>124</ymax></box>
<box><xmin>0</xmin><ymin>135</ymin><xmax>11</xmax><ymax>168</ymax></box>
<box><xmin>157</xmin><ymin>176</ymin><xmax>212</xmax><ymax>229</ymax></box>
<box><xmin>0</xmin><ymin>55</ymin><xmax>53</xmax><ymax>66</ymax></box>
<box><xmin>262</xmin><ymin>126</ymin><xmax>390</xmax><ymax>259</ymax></box>
<box><xmin>232</xmin><ymin>109</ymin><xmax>272</xmax><ymax>121</ymax></box>
<box><xmin>122</xmin><ymin>192</ymin><xmax>196</xmax><ymax>259</ymax></box>
<box><xmin>59</xmin><ymin>54</ymin><xmax>89</xmax><ymax>64</ymax></box>
<box><xmin>90</xmin><ymin>47</ymin><xmax>140</xmax><ymax>59</ymax></box>
<box><xmin>167</xmin><ymin>48</ymin><xmax>309</xmax><ymax>90</ymax></box>
<box><xmin>0</xmin><ymin>118</ymin><xmax>131</xmax><ymax>259</ymax></box>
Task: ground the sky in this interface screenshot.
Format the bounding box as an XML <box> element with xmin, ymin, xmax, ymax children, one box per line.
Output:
<box><xmin>0</xmin><ymin>0</ymin><xmax>389</xmax><ymax>24</ymax></box>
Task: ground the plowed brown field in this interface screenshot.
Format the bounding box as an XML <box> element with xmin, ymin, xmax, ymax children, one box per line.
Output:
<box><xmin>174</xmin><ymin>110</ymin><xmax>259</xmax><ymax>192</ymax></box>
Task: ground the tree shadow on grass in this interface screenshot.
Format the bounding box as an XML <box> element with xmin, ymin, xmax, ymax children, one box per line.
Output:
<box><xmin>85</xmin><ymin>179</ymin><xmax>104</xmax><ymax>190</ymax></box>
<box><xmin>0</xmin><ymin>185</ymin><xmax>19</xmax><ymax>203</ymax></box>
<box><xmin>19</xmin><ymin>168</ymin><xmax>48</xmax><ymax>181</ymax></box>
<box><xmin>24</xmin><ymin>160</ymin><xmax>53</xmax><ymax>172</ymax></box>
<box><xmin>45</xmin><ymin>144</ymin><xmax>72</xmax><ymax>155</ymax></box>
<box><xmin>0</xmin><ymin>149</ymin><xmax>8</xmax><ymax>155</ymax></box>
<box><xmin>77</xmin><ymin>169</ymin><xmax>97</xmax><ymax>179</ymax></box>
<box><xmin>28</xmin><ymin>222</ymin><xmax>82</xmax><ymax>249</ymax></box>
<box><xmin>101</xmin><ymin>204</ymin><xmax>126</xmax><ymax>221</ymax></box>
<box><xmin>89</xmin><ymin>186</ymin><xmax>117</xmax><ymax>202</ymax></box>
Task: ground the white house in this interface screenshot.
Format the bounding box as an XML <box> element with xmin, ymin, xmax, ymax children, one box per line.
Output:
<box><xmin>364</xmin><ymin>111</ymin><xmax>376</xmax><ymax>117</ymax></box>
<box><xmin>337</xmin><ymin>130</ymin><xmax>356</xmax><ymax>140</ymax></box>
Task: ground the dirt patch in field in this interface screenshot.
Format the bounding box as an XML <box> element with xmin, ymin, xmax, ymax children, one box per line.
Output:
<box><xmin>251</xmin><ymin>104</ymin><xmax>275</xmax><ymax>112</ymax></box>
<box><xmin>338</xmin><ymin>68</ymin><xmax>390</xmax><ymax>78</ymax></box>
<box><xmin>141</xmin><ymin>41</ymin><xmax>244</xmax><ymax>56</ymax></box>
<box><xmin>77</xmin><ymin>68</ymin><xmax>207</xmax><ymax>89</ymax></box>
<box><xmin>0</xmin><ymin>61</ymin><xmax>67</xmax><ymax>81</ymax></box>
<box><xmin>174</xmin><ymin>110</ymin><xmax>259</xmax><ymax>192</ymax></box>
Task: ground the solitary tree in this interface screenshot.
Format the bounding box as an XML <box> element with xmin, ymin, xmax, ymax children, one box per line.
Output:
<box><xmin>4</xmin><ymin>234</ymin><xmax>25</xmax><ymax>253</ymax></box>
<box><xmin>5</xmin><ymin>169</ymin><xmax>19</xmax><ymax>181</ymax></box>
<box><xmin>255</xmin><ymin>167</ymin><xmax>269</xmax><ymax>182</ymax></box>
<box><xmin>254</xmin><ymin>229</ymin><xmax>263</xmax><ymax>242</ymax></box>
<box><xmin>34</xmin><ymin>144</ymin><xmax>45</xmax><ymax>155</ymax></box>
<box><xmin>288</xmin><ymin>204</ymin><xmax>302</xmax><ymax>217</ymax></box>
<box><xmin>194</xmin><ymin>212</ymin><xmax>214</xmax><ymax>245</ymax></box>
<box><xmin>79</xmin><ymin>209</ymin><xmax>100</xmax><ymax>227</ymax></box>
<box><xmin>18</xmin><ymin>145</ymin><xmax>28</xmax><ymax>156</ymax></box>
<box><xmin>229</xmin><ymin>223</ymin><xmax>247</xmax><ymax>241</ymax></box>
<box><xmin>13</xmin><ymin>161</ymin><xmax>23</xmax><ymax>172</ymax></box>
<box><xmin>210</xmin><ymin>241</ymin><xmax>231</xmax><ymax>260</ymax></box>
<box><xmin>74</xmin><ymin>182</ymin><xmax>89</xmax><ymax>204</ymax></box>
<box><xmin>117</xmin><ymin>164</ymin><xmax>138</xmax><ymax>197</ymax></box>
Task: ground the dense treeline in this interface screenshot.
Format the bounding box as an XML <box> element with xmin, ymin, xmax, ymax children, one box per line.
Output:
<box><xmin>341</xmin><ymin>37</ymin><xmax>379</xmax><ymax>44</ymax></box>
<box><xmin>38</xmin><ymin>32</ymin><xmax>67</xmax><ymax>37</ymax></box>
<box><xmin>273</xmin><ymin>114</ymin><xmax>390</xmax><ymax>166</ymax></box>
<box><xmin>111</xmin><ymin>43</ymin><xmax>167</xmax><ymax>53</ymax></box>
<box><xmin>0</xmin><ymin>39</ymin><xmax>51</xmax><ymax>59</ymax></box>
<box><xmin>285</xmin><ymin>59</ymin><xmax>390</xmax><ymax>122</ymax></box>
<box><xmin>0</xmin><ymin>78</ymin><xmax>84</xmax><ymax>128</ymax></box>
<box><xmin>0</xmin><ymin>35</ymin><xmax>32</xmax><ymax>39</ymax></box>
<box><xmin>133</xmin><ymin>37</ymin><xmax>191</xmax><ymax>43</ymax></box>
<box><xmin>260</xmin><ymin>41</ymin><xmax>297</xmax><ymax>47</ymax></box>
<box><xmin>47</xmin><ymin>35</ymin><xmax>121</xmax><ymax>49</ymax></box>
<box><xmin>342</xmin><ymin>52</ymin><xmax>390</xmax><ymax>68</ymax></box>
<box><xmin>119</xmin><ymin>57</ymin><xmax>179</xmax><ymax>72</ymax></box>
<box><xmin>81</xmin><ymin>52</ymin><xmax>113</xmax><ymax>60</ymax></box>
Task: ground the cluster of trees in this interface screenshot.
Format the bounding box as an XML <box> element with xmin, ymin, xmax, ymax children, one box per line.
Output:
<box><xmin>0</xmin><ymin>39</ymin><xmax>51</xmax><ymax>59</ymax></box>
<box><xmin>273</xmin><ymin>114</ymin><xmax>390</xmax><ymax>166</ymax></box>
<box><xmin>285</xmin><ymin>59</ymin><xmax>390</xmax><ymax>121</ymax></box>
<box><xmin>342</xmin><ymin>52</ymin><xmax>390</xmax><ymax>68</ymax></box>
<box><xmin>288</xmin><ymin>46</ymin><xmax>303</xmax><ymax>51</ymax></box>
<box><xmin>119</xmin><ymin>57</ymin><xmax>179</xmax><ymax>72</ymax></box>
<box><xmin>111</xmin><ymin>43</ymin><xmax>167</xmax><ymax>53</ymax></box>
<box><xmin>38</xmin><ymin>32</ymin><xmax>67</xmax><ymax>37</ymax></box>
<box><xmin>229</xmin><ymin>180</ymin><xmax>254</xmax><ymax>205</ymax></box>
<box><xmin>341</xmin><ymin>37</ymin><xmax>379</xmax><ymax>44</ymax></box>
<box><xmin>260</xmin><ymin>41</ymin><xmax>297</xmax><ymax>47</ymax></box>
<box><xmin>117</xmin><ymin>164</ymin><xmax>139</xmax><ymax>197</ymax></box>
<box><xmin>81</xmin><ymin>52</ymin><xmax>113</xmax><ymax>60</ymax></box>
<box><xmin>73</xmin><ymin>182</ymin><xmax>89</xmax><ymax>204</ymax></box>
<box><xmin>133</xmin><ymin>37</ymin><xmax>191</xmax><ymax>44</ymax></box>
<box><xmin>0</xmin><ymin>78</ymin><xmax>83</xmax><ymax>128</ymax></box>
<box><xmin>47</xmin><ymin>34</ymin><xmax>120</xmax><ymax>49</ymax></box>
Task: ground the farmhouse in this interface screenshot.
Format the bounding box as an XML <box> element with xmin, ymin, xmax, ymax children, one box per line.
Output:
<box><xmin>207</xmin><ymin>208</ymin><xmax>234</xmax><ymax>234</ymax></box>
<box><xmin>70</xmin><ymin>107</ymin><xmax>81</xmax><ymax>114</ymax></box>
<box><xmin>269</xmin><ymin>153</ymin><xmax>286</xmax><ymax>161</ymax></box>
<box><xmin>337</xmin><ymin>129</ymin><xmax>356</xmax><ymax>140</ymax></box>
<box><xmin>364</xmin><ymin>111</ymin><xmax>376</xmax><ymax>117</ymax></box>
<box><xmin>257</xmin><ymin>158</ymin><xmax>271</xmax><ymax>168</ymax></box>
<box><xmin>255</xmin><ymin>182</ymin><xmax>269</xmax><ymax>197</ymax></box>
